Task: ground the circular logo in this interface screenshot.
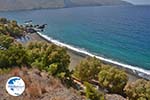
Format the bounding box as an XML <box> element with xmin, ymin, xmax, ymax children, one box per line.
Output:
<box><xmin>6</xmin><ymin>77</ymin><xmax>25</xmax><ymax>96</ymax></box>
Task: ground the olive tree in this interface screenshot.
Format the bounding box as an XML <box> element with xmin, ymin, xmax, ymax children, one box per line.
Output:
<box><xmin>27</xmin><ymin>42</ymin><xmax>71</xmax><ymax>78</ymax></box>
<box><xmin>98</xmin><ymin>65</ymin><xmax>128</xmax><ymax>94</ymax></box>
<box><xmin>74</xmin><ymin>57</ymin><xmax>101</xmax><ymax>81</ymax></box>
<box><xmin>0</xmin><ymin>34</ymin><xmax>14</xmax><ymax>49</ymax></box>
<box><xmin>124</xmin><ymin>79</ymin><xmax>150</xmax><ymax>100</ymax></box>
<box><xmin>0</xmin><ymin>43</ymin><xmax>29</xmax><ymax>68</ymax></box>
<box><xmin>84</xmin><ymin>82</ymin><xmax>105</xmax><ymax>100</ymax></box>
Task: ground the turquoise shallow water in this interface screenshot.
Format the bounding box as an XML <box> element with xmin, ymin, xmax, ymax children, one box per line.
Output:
<box><xmin>0</xmin><ymin>6</ymin><xmax>150</xmax><ymax>71</ymax></box>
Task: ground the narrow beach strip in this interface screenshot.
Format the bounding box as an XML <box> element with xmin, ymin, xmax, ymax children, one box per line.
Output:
<box><xmin>37</xmin><ymin>32</ymin><xmax>150</xmax><ymax>80</ymax></box>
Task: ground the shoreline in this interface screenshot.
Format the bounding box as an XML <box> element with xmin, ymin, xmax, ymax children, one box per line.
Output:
<box><xmin>29</xmin><ymin>32</ymin><xmax>149</xmax><ymax>82</ymax></box>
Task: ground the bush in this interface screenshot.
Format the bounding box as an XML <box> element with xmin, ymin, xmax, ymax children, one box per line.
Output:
<box><xmin>27</xmin><ymin>42</ymin><xmax>71</xmax><ymax>78</ymax></box>
<box><xmin>0</xmin><ymin>68</ymin><xmax>10</xmax><ymax>74</ymax></box>
<box><xmin>98</xmin><ymin>65</ymin><xmax>128</xmax><ymax>94</ymax></box>
<box><xmin>0</xmin><ymin>36</ymin><xmax>71</xmax><ymax>80</ymax></box>
<box><xmin>0</xmin><ymin>43</ymin><xmax>29</xmax><ymax>68</ymax></box>
<box><xmin>0</xmin><ymin>18</ymin><xmax>8</xmax><ymax>24</ymax></box>
<box><xmin>0</xmin><ymin>34</ymin><xmax>14</xmax><ymax>49</ymax></box>
<box><xmin>74</xmin><ymin>57</ymin><xmax>101</xmax><ymax>81</ymax></box>
<box><xmin>84</xmin><ymin>82</ymin><xmax>105</xmax><ymax>100</ymax></box>
<box><xmin>0</xmin><ymin>18</ymin><xmax>24</xmax><ymax>37</ymax></box>
<box><xmin>124</xmin><ymin>79</ymin><xmax>150</xmax><ymax>100</ymax></box>
<box><xmin>0</xmin><ymin>18</ymin><xmax>72</xmax><ymax>81</ymax></box>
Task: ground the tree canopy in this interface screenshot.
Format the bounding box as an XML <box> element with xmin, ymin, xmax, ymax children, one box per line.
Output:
<box><xmin>0</xmin><ymin>18</ymin><xmax>24</xmax><ymax>37</ymax></box>
<box><xmin>84</xmin><ymin>82</ymin><xmax>105</xmax><ymax>100</ymax></box>
<box><xmin>0</xmin><ymin>34</ymin><xmax>14</xmax><ymax>49</ymax></box>
<box><xmin>98</xmin><ymin>65</ymin><xmax>128</xmax><ymax>94</ymax></box>
<box><xmin>74</xmin><ymin>57</ymin><xmax>101</xmax><ymax>81</ymax></box>
<box><xmin>124</xmin><ymin>79</ymin><xmax>150</xmax><ymax>100</ymax></box>
<box><xmin>27</xmin><ymin>42</ymin><xmax>71</xmax><ymax>78</ymax></box>
<box><xmin>0</xmin><ymin>43</ymin><xmax>29</xmax><ymax>68</ymax></box>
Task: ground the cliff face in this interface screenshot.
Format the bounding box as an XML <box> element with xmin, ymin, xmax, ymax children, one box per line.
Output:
<box><xmin>0</xmin><ymin>0</ymin><xmax>132</xmax><ymax>11</ymax></box>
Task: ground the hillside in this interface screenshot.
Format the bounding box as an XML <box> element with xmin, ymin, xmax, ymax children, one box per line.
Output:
<box><xmin>1</xmin><ymin>18</ymin><xmax>150</xmax><ymax>100</ymax></box>
<box><xmin>0</xmin><ymin>0</ymin><xmax>132</xmax><ymax>11</ymax></box>
<box><xmin>65</xmin><ymin>0</ymin><xmax>131</xmax><ymax>7</ymax></box>
<box><xmin>0</xmin><ymin>67</ymin><xmax>84</xmax><ymax>100</ymax></box>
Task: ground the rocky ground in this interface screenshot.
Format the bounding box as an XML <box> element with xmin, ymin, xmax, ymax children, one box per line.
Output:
<box><xmin>0</xmin><ymin>67</ymin><xmax>84</xmax><ymax>100</ymax></box>
<box><xmin>105</xmin><ymin>94</ymin><xmax>126</xmax><ymax>100</ymax></box>
<box><xmin>0</xmin><ymin>67</ymin><xmax>127</xmax><ymax>100</ymax></box>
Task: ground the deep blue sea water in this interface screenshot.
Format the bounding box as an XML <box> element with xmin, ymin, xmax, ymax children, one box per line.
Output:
<box><xmin>0</xmin><ymin>6</ymin><xmax>150</xmax><ymax>72</ymax></box>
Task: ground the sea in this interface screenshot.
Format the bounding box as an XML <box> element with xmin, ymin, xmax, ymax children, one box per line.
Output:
<box><xmin>0</xmin><ymin>6</ymin><xmax>150</xmax><ymax>78</ymax></box>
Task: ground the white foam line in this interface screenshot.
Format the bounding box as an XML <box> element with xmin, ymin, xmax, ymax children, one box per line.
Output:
<box><xmin>37</xmin><ymin>32</ymin><xmax>150</xmax><ymax>76</ymax></box>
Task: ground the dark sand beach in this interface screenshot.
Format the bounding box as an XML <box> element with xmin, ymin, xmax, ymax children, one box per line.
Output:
<box><xmin>29</xmin><ymin>33</ymin><xmax>140</xmax><ymax>82</ymax></box>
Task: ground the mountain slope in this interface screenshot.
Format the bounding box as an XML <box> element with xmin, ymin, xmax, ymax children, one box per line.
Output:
<box><xmin>0</xmin><ymin>0</ymin><xmax>65</xmax><ymax>11</ymax></box>
<box><xmin>65</xmin><ymin>0</ymin><xmax>131</xmax><ymax>7</ymax></box>
<box><xmin>0</xmin><ymin>0</ymin><xmax>132</xmax><ymax>11</ymax></box>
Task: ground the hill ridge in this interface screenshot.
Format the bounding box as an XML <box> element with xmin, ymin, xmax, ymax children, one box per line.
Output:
<box><xmin>0</xmin><ymin>0</ymin><xmax>132</xmax><ymax>11</ymax></box>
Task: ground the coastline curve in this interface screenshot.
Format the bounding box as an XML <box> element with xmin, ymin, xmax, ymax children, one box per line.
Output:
<box><xmin>37</xmin><ymin>32</ymin><xmax>150</xmax><ymax>80</ymax></box>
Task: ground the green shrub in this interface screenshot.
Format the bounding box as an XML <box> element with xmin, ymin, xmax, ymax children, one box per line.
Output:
<box><xmin>98</xmin><ymin>65</ymin><xmax>128</xmax><ymax>94</ymax></box>
<box><xmin>124</xmin><ymin>79</ymin><xmax>150</xmax><ymax>100</ymax></box>
<box><xmin>0</xmin><ymin>68</ymin><xmax>11</xmax><ymax>74</ymax></box>
<box><xmin>0</xmin><ymin>18</ymin><xmax>8</xmax><ymax>24</ymax></box>
<box><xmin>74</xmin><ymin>57</ymin><xmax>101</xmax><ymax>81</ymax></box>
<box><xmin>0</xmin><ymin>34</ymin><xmax>14</xmax><ymax>49</ymax></box>
<box><xmin>27</xmin><ymin>42</ymin><xmax>71</xmax><ymax>78</ymax></box>
<box><xmin>84</xmin><ymin>82</ymin><xmax>105</xmax><ymax>100</ymax></box>
<box><xmin>0</xmin><ymin>18</ymin><xmax>24</xmax><ymax>37</ymax></box>
<box><xmin>0</xmin><ymin>43</ymin><xmax>29</xmax><ymax>68</ymax></box>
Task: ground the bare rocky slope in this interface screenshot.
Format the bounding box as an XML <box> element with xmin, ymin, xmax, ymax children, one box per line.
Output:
<box><xmin>0</xmin><ymin>67</ymin><xmax>127</xmax><ymax>100</ymax></box>
<box><xmin>0</xmin><ymin>0</ymin><xmax>132</xmax><ymax>11</ymax></box>
<box><xmin>0</xmin><ymin>67</ymin><xmax>84</xmax><ymax>100</ymax></box>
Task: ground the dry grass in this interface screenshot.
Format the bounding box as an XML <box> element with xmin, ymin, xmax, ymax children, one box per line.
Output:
<box><xmin>0</xmin><ymin>67</ymin><xmax>85</xmax><ymax>100</ymax></box>
<box><xmin>10</xmin><ymin>67</ymin><xmax>20</xmax><ymax>76</ymax></box>
<box><xmin>21</xmin><ymin>75</ymin><xmax>31</xmax><ymax>87</ymax></box>
<box><xmin>50</xmin><ymin>78</ymin><xmax>62</xmax><ymax>90</ymax></box>
<box><xmin>21</xmin><ymin>67</ymin><xmax>28</xmax><ymax>73</ymax></box>
<box><xmin>27</xmin><ymin>82</ymin><xmax>42</xmax><ymax>97</ymax></box>
<box><xmin>51</xmin><ymin>97</ymin><xmax>65</xmax><ymax>100</ymax></box>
